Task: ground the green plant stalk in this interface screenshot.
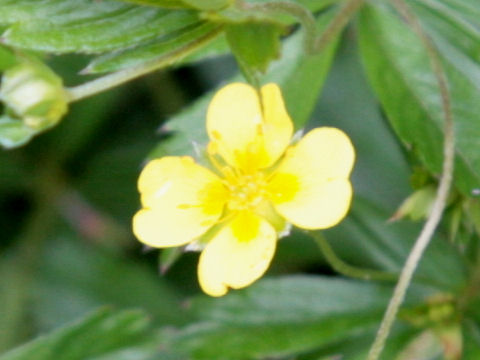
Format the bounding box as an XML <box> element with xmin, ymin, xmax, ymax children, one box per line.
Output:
<box><xmin>309</xmin><ymin>231</ymin><xmax>397</xmax><ymax>282</ymax></box>
<box><xmin>66</xmin><ymin>26</ymin><xmax>223</xmax><ymax>102</ymax></box>
<box><xmin>312</xmin><ymin>0</ymin><xmax>364</xmax><ymax>54</ymax></box>
<box><xmin>238</xmin><ymin>0</ymin><xmax>365</xmax><ymax>55</ymax></box>
<box><xmin>367</xmin><ymin>0</ymin><xmax>455</xmax><ymax>358</ymax></box>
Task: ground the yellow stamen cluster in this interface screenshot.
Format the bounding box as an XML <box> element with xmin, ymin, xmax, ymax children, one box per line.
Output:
<box><xmin>224</xmin><ymin>170</ymin><xmax>267</xmax><ymax>211</ymax></box>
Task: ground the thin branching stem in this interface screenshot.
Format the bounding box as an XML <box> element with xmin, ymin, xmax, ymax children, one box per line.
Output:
<box><xmin>238</xmin><ymin>0</ymin><xmax>365</xmax><ymax>55</ymax></box>
<box><xmin>367</xmin><ymin>0</ymin><xmax>455</xmax><ymax>358</ymax></box>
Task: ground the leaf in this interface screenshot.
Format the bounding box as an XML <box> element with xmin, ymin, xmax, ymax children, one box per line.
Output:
<box><xmin>182</xmin><ymin>0</ymin><xmax>231</xmax><ymax>10</ymax></box>
<box><xmin>411</xmin><ymin>0</ymin><xmax>480</xmax><ymax>62</ymax></box>
<box><xmin>226</xmin><ymin>21</ymin><xmax>284</xmax><ymax>75</ymax></box>
<box><xmin>0</xmin><ymin>45</ymin><xmax>17</xmax><ymax>70</ymax></box>
<box><xmin>149</xmin><ymin>10</ymin><xmax>339</xmax><ymax>159</ymax></box>
<box><xmin>0</xmin><ymin>308</ymin><xmax>151</xmax><ymax>360</ymax></box>
<box><xmin>358</xmin><ymin>4</ymin><xmax>480</xmax><ymax>197</ymax></box>
<box><xmin>85</xmin><ymin>22</ymin><xmax>223</xmax><ymax>74</ymax></box>
<box><xmin>165</xmin><ymin>276</ymin><xmax>429</xmax><ymax>360</ymax></box>
<box><xmin>0</xmin><ymin>0</ymin><xmax>129</xmax><ymax>26</ymax></box>
<box><xmin>432</xmin><ymin>0</ymin><xmax>480</xmax><ymax>29</ymax></box>
<box><xmin>2</xmin><ymin>3</ymin><xmax>200</xmax><ymax>54</ymax></box>
<box><xmin>117</xmin><ymin>0</ymin><xmax>189</xmax><ymax>8</ymax></box>
<box><xmin>0</xmin><ymin>116</ymin><xmax>35</xmax><ymax>149</ymax></box>
<box><xmin>463</xmin><ymin>320</ymin><xmax>480</xmax><ymax>360</ymax></box>
<box><xmin>32</xmin><ymin>234</ymin><xmax>189</xmax><ymax>331</ymax></box>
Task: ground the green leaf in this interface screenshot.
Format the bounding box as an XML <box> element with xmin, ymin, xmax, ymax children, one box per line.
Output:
<box><xmin>463</xmin><ymin>321</ymin><xmax>480</xmax><ymax>360</ymax></box>
<box><xmin>0</xmin><ymin>308</ymin><xmax>151</xmax><ymax>360</ymax></box>
<box><xmin>358</xmin><ymin>4</ymin><xmax>480</xmax><ymax>197</ymax></box>
<box><xmin>182</xmin><ymin>0</ymin><xmax>231</xmax><ymax>10</ymax></box>
<box><xmin>149</xmin><ymin>10</ymin><xmax>339</xmax><ymax>159</ymax></box>
<box><xmin>0</xmin><ymin>45</ymin><xmax>17</xmax><ymax>70</ymax></box>
<box><xmin>2</xmin><ymin>3</ymin><xmax>200</xmax><ymax>54</ymax></box>
<box><xmin>410</xmin><ymin>0</ymin><xmax>480</xmax><ymax>63</ymax></box>
<box><xmin>0</xmin><ymin>116</ymin><xmax>35</xmax><ymax>149</ymax></box>
<box><xmin>0</xmin><ymin>0</ymin><xmax>128</xmax><ymax>26</ymax></box>
<box><xmin>117</xmin><ymin>0</ymin><xmax>189</xmax><ymax>8</ymax></box>
<box><xmin>165</xmin><ymin>276</ymin><xmax>429</xmax><ymax>360</ymax></box>
<box><xmin>226</xmin><ymin>21</ymin><xmax>284</xmax><ymax>75</ymax></box>
<box><xmin>431</xmin><ymin>0</ymin><xmax>480</xmax><ymax>29</ymax></box>
<box><xmin>32</xmin><ymin>234</ymin><xmax>188</xmax><ymax>331</ymax></box>
<box><xmin>85</xmin><ymin>22</ymin><xmax>223</xmax><ymax>74</ymax></box>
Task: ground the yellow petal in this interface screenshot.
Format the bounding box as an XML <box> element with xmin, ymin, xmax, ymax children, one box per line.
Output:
<box><xmin>206</xmin><ymin>82</ymin><xmax>293</xmax><ymax>171</ymax></box>
<box><xmin>133</xmin><ymin>156</ymin><xmax>227</xmax><ymax>248</ymax></box>
<box><xmin>198</xmin><ymin>211</ymin><xmax>276</xmax><ymax>297</ymax></box>
<box><xmin>268</xmin><ymin>127</ymin><xmax>355</xmax><ymax>229</ymax></box>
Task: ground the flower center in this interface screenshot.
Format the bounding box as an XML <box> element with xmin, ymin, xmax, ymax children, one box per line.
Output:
<box><xmin>225</xmin><ymin>170</ymin><xmax>267</xmax><ymax>211</ymax></box>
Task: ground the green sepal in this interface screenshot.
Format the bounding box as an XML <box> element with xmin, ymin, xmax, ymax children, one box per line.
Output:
<box><xmin>390</xmin><ymin>185</ymin><xmax>437</xmax><ymax>222</ymax></box>
<box><xmin>0</xmin><ymin>115</ymin><xmax>35</xmax><ymax>149</ymax></box>
<box><xmin>159</xmin><ymin>247</ymin><xmax>184</xmax><ymax>274</ymax></box>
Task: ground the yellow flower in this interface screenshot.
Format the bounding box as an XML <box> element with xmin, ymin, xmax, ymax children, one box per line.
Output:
<box><xmin>133</xmin><ymin>82</ymin><xmax>355</xmax><ymax>297</ymax></box>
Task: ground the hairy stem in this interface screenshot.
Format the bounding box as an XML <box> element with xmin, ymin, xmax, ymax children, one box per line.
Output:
<box><xmin>367</xmin><ymin>0</ymin><xmax>455</xmax><ymax>358</ymax></box>
<box><xmin>66</xmin><ymin>27</ymin><xmax>223</xmax><ymax>102</ymax></box>
<box><xmin>239</xmin><ymin>0</ymin><xmax>365</xmax><ymax>55</ymax></box>
<box><xmin>309</xmin><ymin>231</ymin><xmax>397</xmax><ymax>282</ymax></box>
<box><xmin>312</xmin><ymin>0</ymin><xmax>364</xmax><ymax>54</ymax></box>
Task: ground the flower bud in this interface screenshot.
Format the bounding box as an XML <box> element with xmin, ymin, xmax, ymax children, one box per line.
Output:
<box><xmin>0</xmin><ymin>60</ymin><xmax>68</xmax><ymax>131</ymax></box>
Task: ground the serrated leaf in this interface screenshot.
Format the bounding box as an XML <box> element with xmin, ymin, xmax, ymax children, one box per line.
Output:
<box><xmin>0</xmin><ymin>0</ymin><xmax>130</xmax><ymax>26</ymax></box>
<box><xmin>226</xmin><ymin>21</ymin><xmax>284</xmax><ymax>74</ymax></box>
<box><xmin>149</xmin><ymin>10</ymin><xmax>339</xmax><ymax>159</ymax></box>
<box><xmin>86</xmin><ymin>22</ymin><xmax>223</xmax><ymax>73</ymax></box>
<box><xmin>2</xmin><ymin>5</ymin><xmax>200</xmax><ymax>54</ymax></box>
<box><xmin>410</xmin><ymin>0</ymin><xmax>480</xmax><ymax>62</ymax></box>
<box><xmin>0</xmin><ymin>308</ymin><xmax>150</xmax><ymax>360</ymax></box>
<box><xmin>0</xmin><ymin>116</ymin><xmax>35</xmax><ymax>149</ymax></box>
<box><xmin>358</xmin><ymin>4</ymin><xmax>480</xmax><ymax>197</ymax></box>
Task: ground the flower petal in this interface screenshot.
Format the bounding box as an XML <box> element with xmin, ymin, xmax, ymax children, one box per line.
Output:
<box><xmin>206</xmin><ymin>82</ymin><xmax>293</xmax><ymax>171</ymax></box>
<box><xmin>133</xmin><ymin>156</ymin><xmax>227</xmax><ymax>247</ymax></box>
<box><xmin>268</xmin><ymin>127</ymin><xmax>355</xmax><ymax>229</ymax></box>
<box><xmin>198</xmin><ymin>211</ymin><xmax>276</xmax><ymax>296</ymax></box>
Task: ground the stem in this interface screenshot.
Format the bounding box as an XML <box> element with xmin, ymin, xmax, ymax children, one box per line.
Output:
<box><xmin>312</xmin><ymin>0</ymin><xmax>364</xmax><ymax>54</ymax></box>
<box><xmin>308</xmin><ymin>231</ymin><xmax>397</xmax><ymax>282</ymax></box>
<box><xmin>66</xmin><ymin>27</ymin><xmax>223</xmax><ymax>102</ymax></box>
<box><xmin>367</xmin><ymin>0</ymin><xmax>455</xmax><ymax>358</ymax></box>
<box><xmin>239</xmin><ymin>0</ymin><xmax>365</xmax><ymax>55</ymax></box>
